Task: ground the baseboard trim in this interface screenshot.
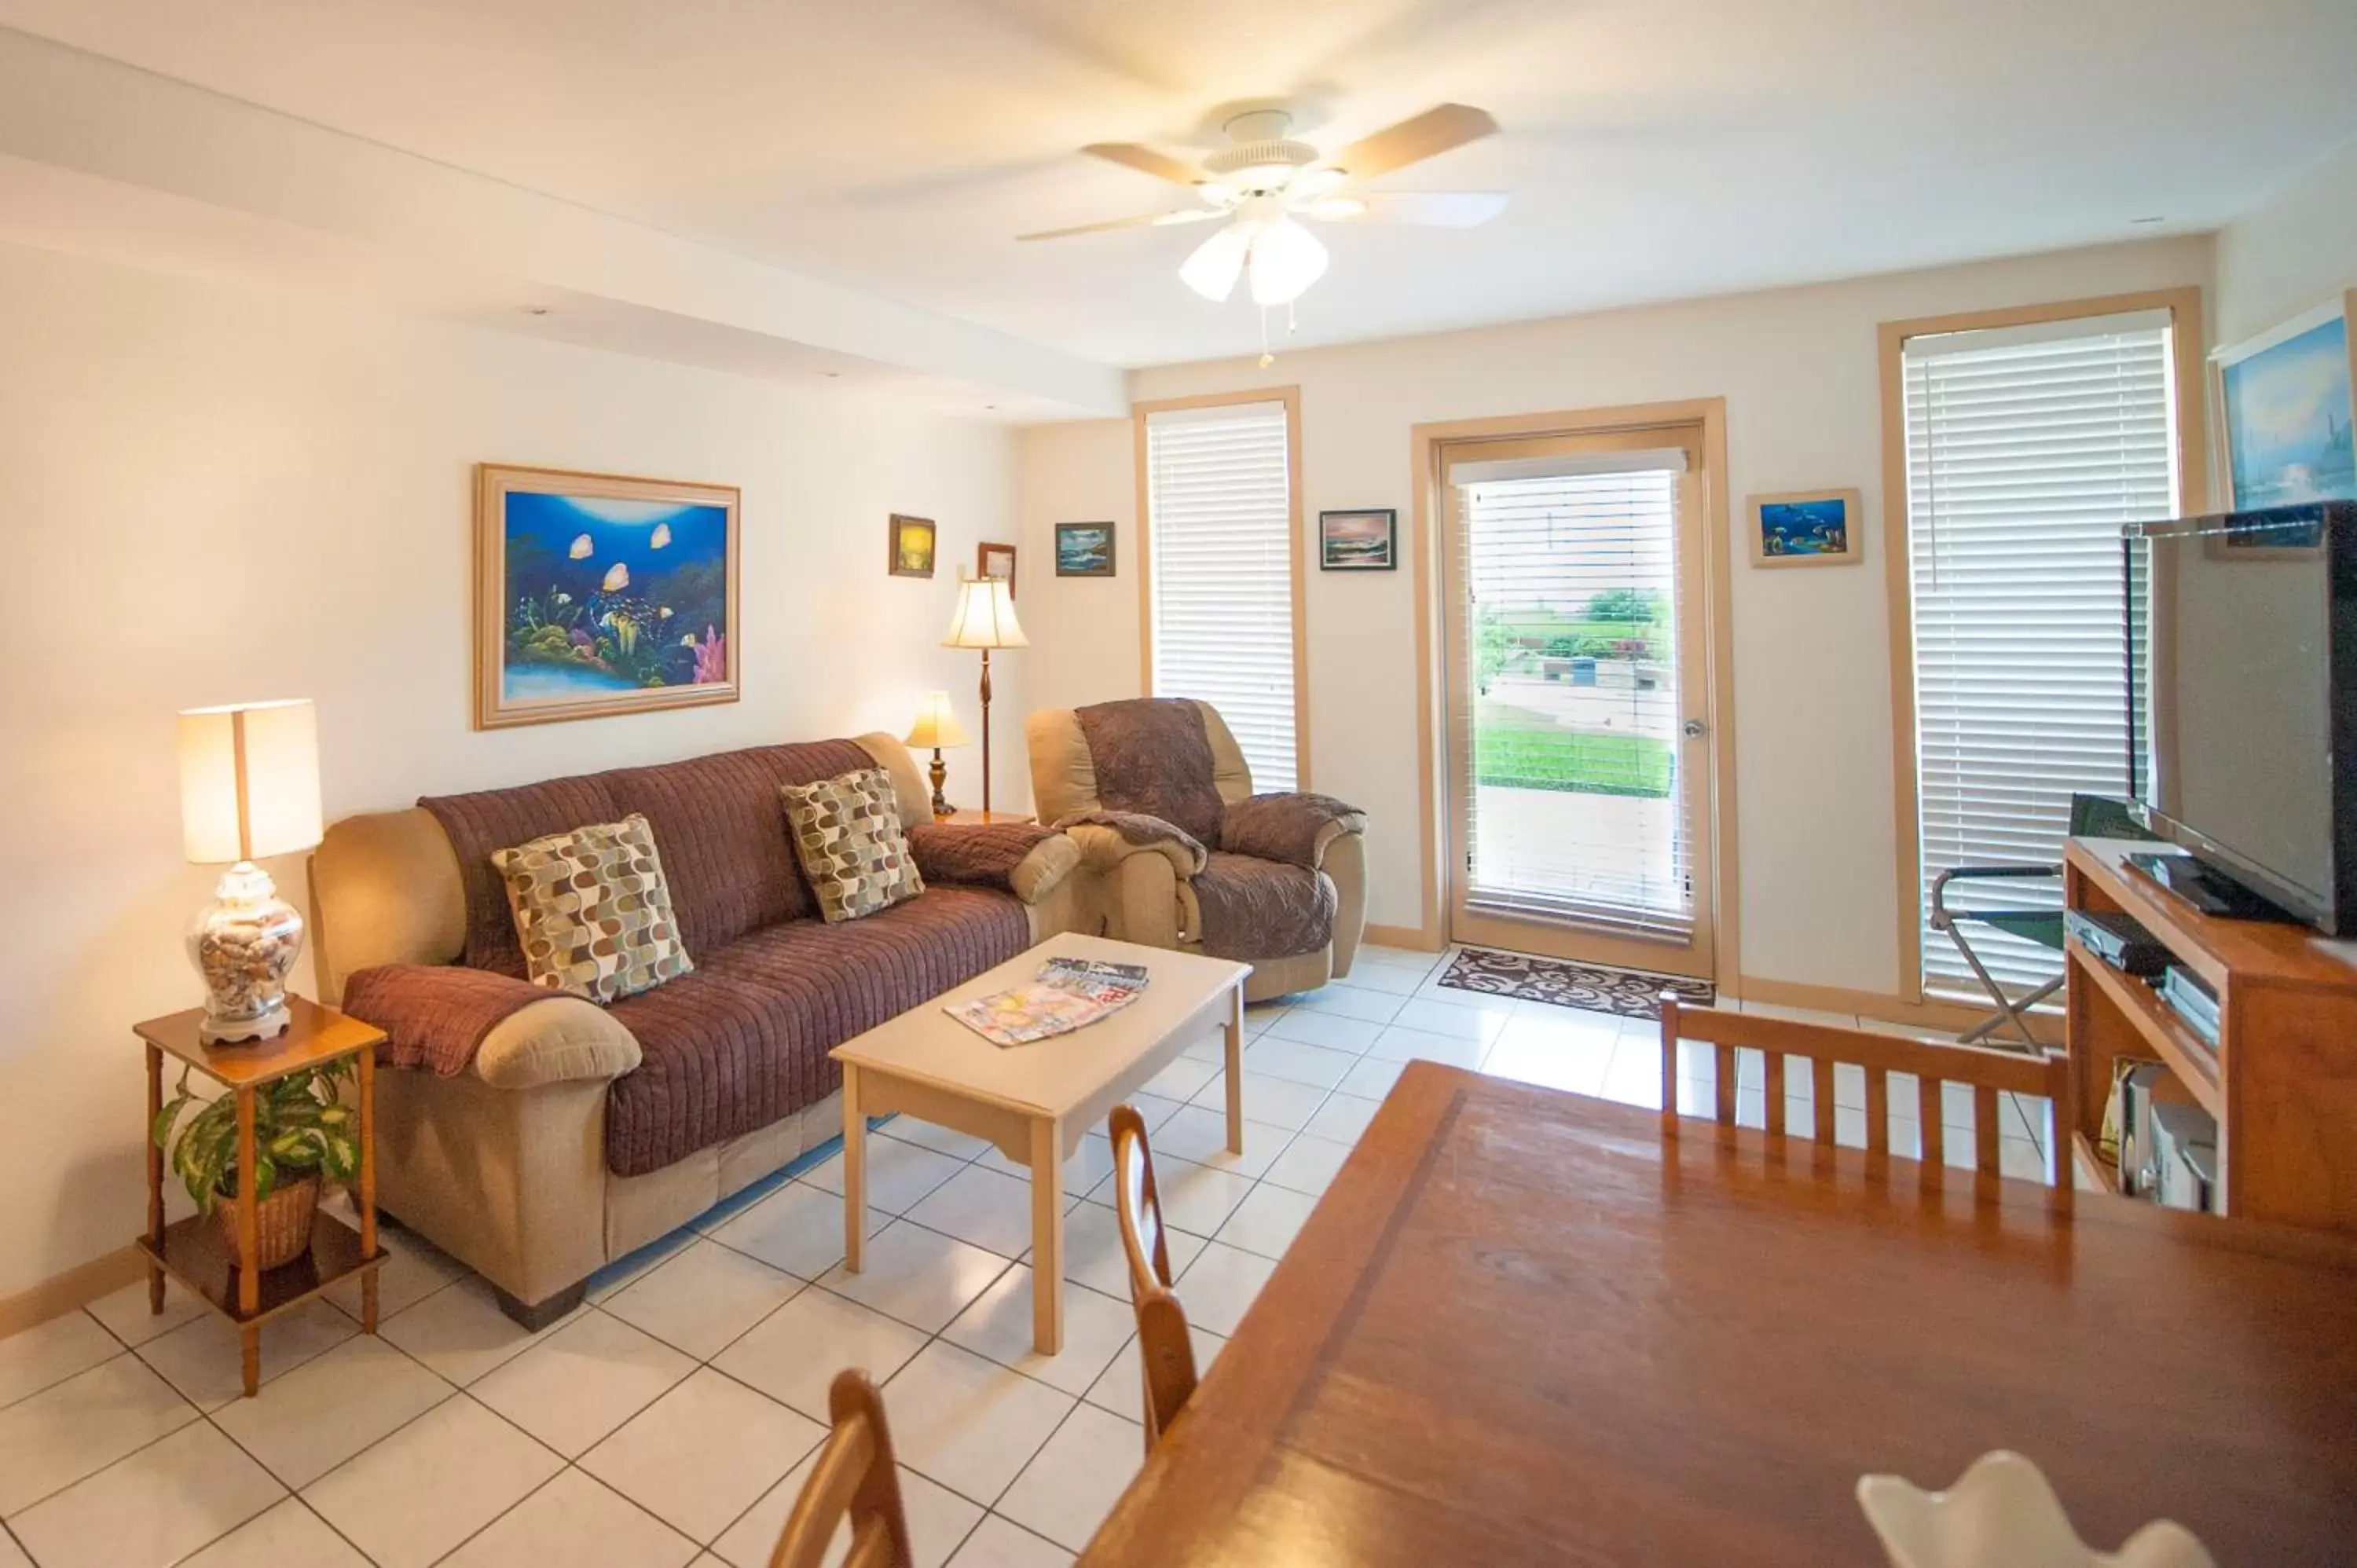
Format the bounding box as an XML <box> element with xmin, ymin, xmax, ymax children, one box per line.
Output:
<box><xmin>0</xmin><ymin>1244</ymin><xmax>143</xmax><ymax>1341</ymax></box>
<box><xmin>1363</xmin><ymin>922</ymin><xmax>1442</xmax><ymax>951</ymax></box>
<box><xmin>1736</xmin><ymin>975</ymin><xmax>2062</xmax><ymax>1046</ymax></box>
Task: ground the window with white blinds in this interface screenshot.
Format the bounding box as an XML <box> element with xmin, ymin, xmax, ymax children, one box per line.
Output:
<box><xmin>1454</xmin><ymin>453</ymin><xmax>1692</xmax><ymax>940</ymax></box>
<box><xmin>1145</xmin><ymin>401</ymin><xmax>1299</xmax><ymax>790</ymax></box>
<box><xmin>1901</xmin><ymin>310</ymin><xmax>2178</xmax><ymax>995</ymax></box>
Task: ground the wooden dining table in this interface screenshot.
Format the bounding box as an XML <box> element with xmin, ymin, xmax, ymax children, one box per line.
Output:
<box><xmin>1080</xmin><ymin>1062</ymin><xmax>2357</xmax><ymax>1565</ymax></box>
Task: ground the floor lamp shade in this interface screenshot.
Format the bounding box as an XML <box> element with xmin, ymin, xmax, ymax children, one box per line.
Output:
<box><xmin>175</xmin><ymin>699</ymin><xmax>323</xmax><ymax>1042</ymax></box>
<box><xmin>940</xmin><ymin>578</ymin><xmax>1026</xmax><ymax>815</ymax></box>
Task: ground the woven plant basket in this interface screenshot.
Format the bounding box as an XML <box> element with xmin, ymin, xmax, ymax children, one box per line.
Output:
<box><xmin>214</xmin><ymin>1174</ymin><xmax>321</xmax><ymax>1271</ymax></box>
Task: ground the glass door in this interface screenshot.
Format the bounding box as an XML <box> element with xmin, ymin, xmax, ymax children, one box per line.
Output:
<box><xmin>1440</xmin><ymin>426</ymin><xmax>1717</xmax><ymax>976</ymax></box>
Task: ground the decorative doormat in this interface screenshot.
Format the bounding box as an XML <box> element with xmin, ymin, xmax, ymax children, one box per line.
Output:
<box><xmin>1437</xmin><ymin>947</ymin><xmax>1714</xmax><ymax>1020</ymax></box>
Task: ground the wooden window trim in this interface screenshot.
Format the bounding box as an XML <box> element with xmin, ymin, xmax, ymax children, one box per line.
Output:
<box><xmin>1132</xmin><ymin>387</ymin><xmax>1310</xmax><ymax>789</ymax></box>
<box><xmin>1878</xmin><ymin>287</ymin><xmax>2209</xmax><ymax>1003</ymax></box>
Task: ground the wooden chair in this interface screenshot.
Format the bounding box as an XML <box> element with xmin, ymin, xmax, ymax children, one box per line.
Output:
<box><xmin>768</xmin><ymin>1368</ymin><xmax>914</xmax><ymax>1568</ymax></box>
<box><xmin>1657</xmin><ymin>996</ymin><xmax>2073</xmax><ymax>1196</ymax></box>
<box><xmin>1109</xmin><ymin>1104</ymin><xmax>1200</xmax><ymax>1451</ymax></box>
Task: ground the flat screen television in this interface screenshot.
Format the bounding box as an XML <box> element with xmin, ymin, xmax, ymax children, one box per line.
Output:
<box><xmin>2125</xmin><ymin>500</ymin><xmax>2357</xmax><ymax>933</ymax></box>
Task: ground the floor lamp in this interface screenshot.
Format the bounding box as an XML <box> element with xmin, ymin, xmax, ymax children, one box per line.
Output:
<box><xmin>941</xmin><ymin>575</ymin><xmax>1027</xmax><ymax>818</ymax></box>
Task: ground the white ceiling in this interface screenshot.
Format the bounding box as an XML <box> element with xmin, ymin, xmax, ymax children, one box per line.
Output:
<box><xmin>4</xmin><ymin>0</ymin><xmax>2355</xmax><ymax>372</ymax></box>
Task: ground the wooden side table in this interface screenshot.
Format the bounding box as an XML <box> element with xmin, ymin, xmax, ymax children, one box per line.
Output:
<box><xmin>135</xmin><ymin>995</ymin><xmax>389</xmax><ymax>1397</ymax></box>
<box><xmin>936</xmin><ymin>808</ymin><xmax>1036</xmax><ymax>825</ymax></box>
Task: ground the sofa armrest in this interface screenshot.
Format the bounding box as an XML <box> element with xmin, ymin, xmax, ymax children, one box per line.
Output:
<box><xmin>1054</xmin><ymin>811</ymin><xmax>1209</xmax><ymax>878</ymax></box>
<box><xmin>344</xmin><ymin>963</ymin><xmax>642</xmax><ymax>1090</ymax></box>
<box><xmin>1220</xmin><ymin>793</ymin><xmax>1366</xmax><ymax>870</ymax></box>
<box><xmin>906</xmin><ymin>822</ymin><xmax>1079</xmax><ymax>905</ymax></box>
<box><xmin>475</xmin><ymin>998</ymin><xmax>643</xmax><ymax>1090</ymax></box>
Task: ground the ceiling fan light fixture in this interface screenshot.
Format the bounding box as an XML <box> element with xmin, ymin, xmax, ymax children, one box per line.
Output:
<box><xmin>1247</xmin><ymin>216</ymin><xmax>1328</xmax><ymax>306</ymax></box>
<box><xmin>1179</xmin><ymin>222</ymin><xmax>1253</xmax><ymax>302</ymax></box>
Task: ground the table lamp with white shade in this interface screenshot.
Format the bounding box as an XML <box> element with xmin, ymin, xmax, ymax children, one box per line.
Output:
<box><xmin>903</xmin><ymin>691</ymin><xmax>971</xmax><ymax>819</ymax></box>
<box><xmin>177</xmin><ymin>699</ymin><xmax>324</xmax><ymax>1043</ymax></box>
<box><xmin>940</xmin><ymin>576</ymin><xmax>1027</xmax><ymax>818</ymax></box>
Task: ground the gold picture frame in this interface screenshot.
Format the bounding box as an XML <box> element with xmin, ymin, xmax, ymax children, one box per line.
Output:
<box><xmin>1748</xmin><ymin>488</ymin><xmax>1864</xmax><ymax>568</ymax></box>
<box><xmin>475</xmin><ymin>463</ymin><xmax>741</xmax><ymax>730</ymax></box>
<box><xmin>890</xmin><ymin>514</ymin><xmax>937</xmax><ymax>578</ymax></box>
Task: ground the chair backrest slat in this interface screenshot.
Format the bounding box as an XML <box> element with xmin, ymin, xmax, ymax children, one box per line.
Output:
<box><xmin>1974</xmin><ymin>1084</ymin><xmax>2003</xmax><ymax>1177</ymax></box>
<box><xmin>1110</xmin><ymin>1105</ymin><xmax>1200</xmax><ymax>1452</ymax></box>
<box><xmin>769</xmin><ymin>1372</ymin><xmax>912</xmax><ymax>1568</ymax></box>
<box><xmin>1656</xmin><ymin>995</ymin><xmax>2069</xmax><ymax>1200</ymax></box>
<box><xmin>1918</xmin><ymin>1075</ymin><xmax>1946</xmax><ymax>1169</ymax></box>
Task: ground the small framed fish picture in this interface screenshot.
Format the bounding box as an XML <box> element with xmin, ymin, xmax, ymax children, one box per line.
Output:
<box><xmin>475</xmin><ymin>463</ymin><xmax>741</xmax><ymax>729</ymax></box>
<box><xmin>1748</xmin><ymin>488</ymin><xmax>1864</xmax><ymax>568</ymax></box>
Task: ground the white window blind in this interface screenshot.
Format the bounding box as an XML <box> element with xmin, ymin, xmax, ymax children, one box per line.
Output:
<box><xmin>1902</xmin><ymin>311</ymin><xmax>2176</xmax><ymax>995</ymax></box>
<box><xmin>1146</xmin><ymin>401</ymin><xmax>1298</xmax><ymax>790</ymax></box>
<box><xmin>1455</xmin><ymin>457</ymin><xmax>1692</xmax><ymax>940</ymax></box>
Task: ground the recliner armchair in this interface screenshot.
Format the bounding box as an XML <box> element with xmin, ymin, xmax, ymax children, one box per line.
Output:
<box><xmin>1027</xmin><ymin>698</ymin><xmax>1367</xmax><ymax>1002</ymax></box>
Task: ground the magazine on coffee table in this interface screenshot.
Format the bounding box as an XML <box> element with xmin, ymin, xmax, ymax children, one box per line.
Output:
<box><xmin>947</xmin><ymin>956</ymin><xmax>1153</xmax><ymax>1047</ymax></box>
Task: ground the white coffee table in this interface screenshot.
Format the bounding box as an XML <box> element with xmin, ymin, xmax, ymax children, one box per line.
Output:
<box><xmin>829</xmin><ymin>933</ymin><xmax>1249</xmax><ymax>1354</ymax></box>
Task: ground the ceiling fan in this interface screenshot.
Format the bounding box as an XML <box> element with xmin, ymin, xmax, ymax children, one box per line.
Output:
<box><xmin>1019</xmin><ymin>104</ymin><xmax>1506</xmax><ymax>306</ymax></box>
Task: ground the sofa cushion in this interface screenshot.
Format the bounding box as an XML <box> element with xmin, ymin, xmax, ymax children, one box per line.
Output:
<box><xmin>1191</xmin><ymin>851</ymin><xmax>1336</xmax><ymax>962</ymax></box>
<box><xmin>1075</xmin><ymin>698</ymin><xmax>1226</xmax><ymax>848</ymax></box>
<box><xmin>422</xmin><ymin>739</ymin><xmax>880</xmax><ymax>973</ymax></box>
<box><xmin>600</xmin><ymin>885</ymin><xmax>1030</xmax><ymax>1176</ymax></box>
<box><xmin>781</xmin><ymin>769</ymin><xmax>924</xmax><ymax>922</ymax></box>
<box><xmin>493</xmin><ymin>814</ymin><xmax>694</xmax><ymax>1002</ymax></box>
<box><xmin>601</xmin><ymin>740</ymin><xmax>878</xmax><ymax>953</ymax></box>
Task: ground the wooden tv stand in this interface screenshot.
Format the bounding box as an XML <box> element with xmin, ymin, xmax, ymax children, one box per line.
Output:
<box><xmin>2065</xmin><ymin>837</ymin><xmax>2357</xmax><ymax>1233</ymax></box>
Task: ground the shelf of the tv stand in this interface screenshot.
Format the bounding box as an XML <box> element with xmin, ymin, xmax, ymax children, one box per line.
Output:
<box><xmin>2065</xmin><ymin>837</ymin><xmax>2357</xmax><ymax>1236</ymax></box>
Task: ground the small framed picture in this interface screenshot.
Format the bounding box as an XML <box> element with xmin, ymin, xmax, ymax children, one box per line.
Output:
<box><xmin>1319</xmin><ymin>508</ymin><xmax>1397</xmax><ymax>570</ymax></box>
<box><xmin>977</xmin><ymin>540</ymin><xmax>1017</xmax><ymax>596</ymax></box>
<box><xmin>2211</xmin><ymin>292</ymin><xmax>2354</xmax><ymax>533</ymax></box>
<box><xmin>1055</xmin><ymin>522</ymin><xmax>1116</xmax><ymax>577</ymax></box>
<box><xmin>1749</xmin><ymin>489</ymin><xmax>1863</xmax><ymax>567</ymax></box>
<box><xmin>889</xmin><ymin>514</ymin><xmax>937</xmax><ymax>578</ymax></box>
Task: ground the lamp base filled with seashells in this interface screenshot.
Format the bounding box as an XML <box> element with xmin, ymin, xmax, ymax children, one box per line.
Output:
<box><xmin>189</xmin><ymin>860</ymin><xmax>305</xmax><ymax>1044</ymax></box>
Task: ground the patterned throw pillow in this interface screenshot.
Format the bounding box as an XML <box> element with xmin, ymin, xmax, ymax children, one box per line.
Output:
<box><xmin>780</xmin><ymin>769</ymin><xmax>924</xmax><ymax>922</ymax></box>
<box><xmin>492</xmin><ymin>813</ymin><xmax>693</xmax><ymax>1002</ymax></box>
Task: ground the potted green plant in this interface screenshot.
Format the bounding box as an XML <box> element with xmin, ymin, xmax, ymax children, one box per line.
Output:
<box><xmin>152</xmin><ymin>1060</ymin><xmax>361</xmax><ymax>1269</ymax></box>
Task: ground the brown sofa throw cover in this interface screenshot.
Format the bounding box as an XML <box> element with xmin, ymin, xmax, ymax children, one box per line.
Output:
<box><xmin>1050</xmin><ymin>810</ymin><xmax>1209</xmax><ymax>870</ymax></box>
<box><xmin>493</xmin><ymin>814</ymin><xmax>694</xmax><ymax>1002</ymax></box>
<box><xmin>1193</xmin><ymin>852</ymin><xmax>1336</xmax><ymax>961</ymax></box>
<box><xmin>603</xmin><ymin>885</ymin><xmax>1028</xmax><ymax>1174</ymax></box>
<box><xmin>423</xmin><ymin>738</ymin><xmax>876</xmax><ymax>973</ymax></box>
<box><xmin>1220</xmin><ymin>793</ymin><xmax>1365</xmax><ymax>870</ymax></box>
<box><xmin>344</xmin><ymin>964</ymin><xmax>547</xmax><ymax>1076</ymax></box>
<box><xmin>1074</xmin><ymin>698</ymin><xmax>1226</xmax><ymax>848</ymax></box>
<box><xmin>907</xmin><ymin>820</ymin><xmax>1058</xmax><ymax>890</ymax></box>
<box><xmin>779</xmin><ymin>770</ymin><xmax>924</xmax><ymax>923</ymax></box>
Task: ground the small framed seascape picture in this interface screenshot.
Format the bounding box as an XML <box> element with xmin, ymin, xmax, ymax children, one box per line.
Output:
<box><xmin>2213</xmin><ymin>295</ymin><xmax>2355</xmax><ymax>516</ymax></box>
<box><xmin>1319</xmin><ymin>508</ymin><xmax>1397</xmax><ymax>570</ymax></box>
<box><xmin>475</xmin><ymin>463</ymin><xmax>741</xmax><ymax>731</ymax></box>
<box><xmin>1749</xmin><ymin>489</ymin><xmax>1863</xmax><ymax>567</ymax></box>
<box><xmin>1055</xmin><ymin>522</ymin><xmax>1116</xmax><ymax>577</ymax></box>
<box><xmin>889</xmin><ymin>514</ymin><xmax>937</xmax><ymax>578</ymax></box>
<box><xmin>977</xmin><ymin>540</ymin><xmax>1018</xmax><ymax>596</ymax></box>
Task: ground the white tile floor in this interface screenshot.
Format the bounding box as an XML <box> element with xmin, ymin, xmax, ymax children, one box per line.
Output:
<box><xmin>0</xmin><ymin>943</ymin><xmax>2056</xmax><ymax>1566</ymax></box>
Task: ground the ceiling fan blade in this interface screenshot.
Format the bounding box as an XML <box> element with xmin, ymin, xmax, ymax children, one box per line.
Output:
<box><xmin>1308</xmin><ymin>191</ymin><xmax>1510</xmax><ymax>228</ymax></box>
<box><xmin>1017</xmin><ymin>208</ymin><xmax>1225</xmax><ymax>242</ymax></box>
<box><xmin>1322</xmin><ymin>104</ymin><xmax>1497</xmax><ymax>182</ymax></box>
<box><xmin>1080</xmin><ymin>142</ymin><xmax>1205</xmax><ymax>187</ymax></box>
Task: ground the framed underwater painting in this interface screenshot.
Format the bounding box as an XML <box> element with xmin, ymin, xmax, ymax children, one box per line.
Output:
<box><xmin>475</xmin><ymin>463</ymin><xmax>741</xmax><ymax>730</ymax></box>
<box><xmin>1747</xmin><ymin>489</ymin><xmax>1863</xmax><ymax>567</ymax></box>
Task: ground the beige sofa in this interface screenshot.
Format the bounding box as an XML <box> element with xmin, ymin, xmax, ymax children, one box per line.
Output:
<box><xmin>310</xmin><ymin>731</ymin><xmax>1081</xmax><ymax>1326</ymax></box>
<box><xmin>1026</xmin><ymin>698</ymin><xmax>1367</xmax><ymax>1002</ymax></box>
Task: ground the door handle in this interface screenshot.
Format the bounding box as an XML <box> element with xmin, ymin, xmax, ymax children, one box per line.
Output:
<box><xmin>1681</xmin><ymin>719</ymin><xmax>1707</xmax><ymax>738</ymax></box>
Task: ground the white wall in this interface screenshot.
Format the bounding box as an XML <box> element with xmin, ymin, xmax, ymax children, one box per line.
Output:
<box><xmin>0</xmin><ymin>240</ymin><xmax>1023</xmax><ymax>1299</ymax></box>
<box><xmin>2215</xmin><ymin>134</ymin><xmax>2357</xmax><ymax>347</ymax></box>
<box><xmin>1016</xmin><ymin>236</ymin><xmax>2213</xmax><ymax>994</ymax></box>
